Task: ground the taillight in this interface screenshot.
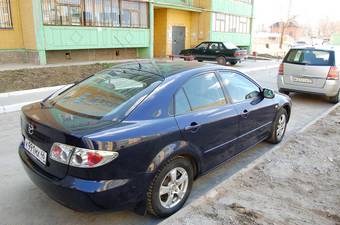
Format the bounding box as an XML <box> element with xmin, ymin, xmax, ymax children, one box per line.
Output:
<box><xmin>327</xmin><ymin>66</ymin><xmax>339</xmax><ymax>80</ymax></box>
<box><xmin>49</xmin><ymin>143</ymin><xmax>119</xmax><ymax>168</ymax></box>
<box><xmin>50</xmin><ymin>143</ymin><xmax>73</xmax><ymax>165</ymax></box>
<box><xmin>278</xmin><ymin>63</ymin><xmax>284</xmax><ymax>76</ymax></box>
<box><xmin>234</xmin><ymin>52</ymin><xmax>241</xmax><ymax>57</ymax></box>
<box><xmin>70</xmin><ymin>148</ymin><xmax>119</xmax><ymax>168</ymax></box>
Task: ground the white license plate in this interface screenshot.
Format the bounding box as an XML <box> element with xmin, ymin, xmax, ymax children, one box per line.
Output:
<box><xmin>292</xmin><ymin>77</ymin><xmax>313</xmax><ymax>84</ymax></box>
<box><xmin>24</xmin><ymin>139</ymin><xmax>47</xmax><ymax>165</ymax></box>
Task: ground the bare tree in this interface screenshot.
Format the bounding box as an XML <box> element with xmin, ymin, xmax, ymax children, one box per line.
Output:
<box><xmin>279</xmin><ymin>0</ymin><xmax>296</xmax><ymax>48</ymax></box>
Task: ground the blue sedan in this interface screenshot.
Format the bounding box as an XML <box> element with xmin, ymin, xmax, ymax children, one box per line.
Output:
<box><xmin>18</xmin><ymin>60</ymin><xmax>291</xmax><ymax>217</ymax></box>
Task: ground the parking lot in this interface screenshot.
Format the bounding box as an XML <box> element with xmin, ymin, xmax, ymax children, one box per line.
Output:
<box><xmin>0</xmin><ymin>61</ymin><xmax>334</xmax><ymax>225</ymax></box>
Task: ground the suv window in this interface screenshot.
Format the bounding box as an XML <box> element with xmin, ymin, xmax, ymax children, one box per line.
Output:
<box><xmin>285</xmin><ymin>49</ymin><xmax>334</xmax><ymax>66</ymax></box>
<box><xmin>174</xmin><ymin>73</ymin><xmax>226</xmax><ymax>114</ymax></box>
<box><xmin>219</xmin><ymin>71</ymin><xmax>260</xmax><ymax>103</ymax></box>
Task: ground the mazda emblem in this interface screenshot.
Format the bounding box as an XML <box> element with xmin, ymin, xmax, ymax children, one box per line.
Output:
<box><xmin>27</xmin><ymin>123</ymin><xmax>34</xmax><ymax>135</ymax></box>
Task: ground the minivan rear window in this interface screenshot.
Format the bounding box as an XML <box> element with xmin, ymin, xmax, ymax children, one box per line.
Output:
<box><xmin>284</xmin><ymin>49</ymin><xmax>334</xmax><ymax>66</ymax></box>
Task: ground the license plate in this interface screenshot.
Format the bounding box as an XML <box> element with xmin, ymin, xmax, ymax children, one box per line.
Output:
<box><xmin>24</xmin><ymin>139</ymin><xmax>47</xmax><ymax>165</ymax></box>
<box><xmin>292</xmin><ymin>77</ymin><xmax>313</xmax><ymax>84</ymax></box>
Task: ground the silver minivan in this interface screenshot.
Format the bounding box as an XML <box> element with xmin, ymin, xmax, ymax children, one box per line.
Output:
<box><xmin>278</xmin><ymin>46</ymin><xmax>340</xmax><ymax>103</ymax></box>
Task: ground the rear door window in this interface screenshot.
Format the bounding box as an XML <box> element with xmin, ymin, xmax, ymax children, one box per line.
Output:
<box><xmin>284</xmin><ymin>49</ymin><xmax>334</xmax><ymax>66</ymax></box>
<box><xmin>182</xmin><ymin>72</ymin><xmax>226</xmax><ymax>112</ymax></box>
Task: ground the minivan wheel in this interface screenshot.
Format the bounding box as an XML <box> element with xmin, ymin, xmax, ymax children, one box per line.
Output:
<box><xmin>328</xmin><ymin>90</ymin><xmax>340</xmax><ymax>104</ymax></box>
<box><xmin>146</xmin><ymin>157</ymin><xmax>193</xmax><ymax>218</ymax></box>
<box><xmin>267</xmin><ymin>108</ymin><xmax>288</xmax><ymax>144</ymax></box>
<box><xmin>279</xmin><ymin>89</ymin><xmax>290</xmax><ymax>95</ymax></box>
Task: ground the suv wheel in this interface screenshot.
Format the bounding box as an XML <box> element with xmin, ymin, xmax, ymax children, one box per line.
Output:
<box><xmin>328</xmin><ymin>90</ymin><xmax>340</xmax><ymax>104</ymax></box>
<box><xmin>146</xmin><ymin>157</ymin><xmax>194</xmax><ymax>218</ymax></box>
<box><xmin>267</xmin><ymin>108</ymin><xmax>288</xmax><ymax>144</ymax></box>
<box><xmin>279</xmin><ymin>89</ymin><xmax>290</xmax><ymax>95</ymax></box>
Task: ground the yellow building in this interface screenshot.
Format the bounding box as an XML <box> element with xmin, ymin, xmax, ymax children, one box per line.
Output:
<box><xmin>0</xmin><ymin>0</ymin><xmax>254</xmax><ymax>65</ymax></box>
<box><xmin>0</xmin><ymin>0</ymin><xmax>38</xmax><ymax>64</ymax></box>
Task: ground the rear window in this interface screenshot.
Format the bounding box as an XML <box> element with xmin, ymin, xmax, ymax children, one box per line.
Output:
<box><xmin>284</xmin><ymin>49</ymin><xmax>334</xmax><ymax>66</ymax></box>
<box><xmin>49</xmin><ymin>69</ymin><xmax>163</xmax><ymax>120</ymax></box>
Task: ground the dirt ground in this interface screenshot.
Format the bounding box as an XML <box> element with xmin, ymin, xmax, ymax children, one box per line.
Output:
<box><xmin>161</xmin><ymin>106</ymin><xmax>340</xmax><ymax>225</ymax></box>
<box><xmin>0</xmin><ymin>63</ymin><xmax>113</xmax><ymax>93</ymax></box>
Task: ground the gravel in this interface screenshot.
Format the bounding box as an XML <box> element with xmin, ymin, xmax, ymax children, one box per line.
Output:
<box><xmin>161</xmin><ymin>106</ymin><xmax>340</xmax><ymax>225</ymax></box>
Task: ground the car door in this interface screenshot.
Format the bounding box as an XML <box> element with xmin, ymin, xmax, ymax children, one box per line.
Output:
<box><xmin>218</xmin><ymin>70</ymin><xmax>277</xmax><ymax>152</ymax></box>
<box><xmin>193</xmin><ymin>42</ymin><xmax>209</xmax><ymax>60</ymax></box>
<box><xmin>206</xmin><ymin>43</ymin><xmax>221</xmax><ymax>60</ymax></box>
<box><xmin>174</xmin><ymin>72</ymin><xmax>239</xmax><ymax>171</ymax></box>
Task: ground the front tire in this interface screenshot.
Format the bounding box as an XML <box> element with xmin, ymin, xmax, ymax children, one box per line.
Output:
<box><xmin>328</xmin><ymin>90</ymin><xmax>340</xmax><ymax>104</ymax></box>
<box><xmin>267</xmin><ymin>108</ymin><xmax>288</xmax><ymax>144</ymax></box>
<box><xmin>229</xmin><ymin>61</ymin><xmax>238</xmax><ymax>66</ymax></box>
<box><xmin>146</xmin><ymin>157</ymin><xmax>194</xmax><ymax>218</ymax></box>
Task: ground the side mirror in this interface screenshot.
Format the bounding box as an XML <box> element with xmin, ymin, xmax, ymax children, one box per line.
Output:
<box><xmin>263</xmin><ymin>88</ymin><xmax>275</xmax><ymax>99</ymax></box>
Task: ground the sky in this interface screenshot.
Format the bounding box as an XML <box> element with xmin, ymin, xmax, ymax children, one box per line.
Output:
<box><xmin>254</xmin><ymin>0</ymin><xmax>340</xmax><ymax>27</ymax></box>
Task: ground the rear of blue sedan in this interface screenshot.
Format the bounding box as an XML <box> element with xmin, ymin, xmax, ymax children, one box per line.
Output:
<box><xmin>19</xmin><ymin>66</ymin><xmax>166</xmax><ymax>212</ymax></box>
<box><xmin>19</xmin><ymin>61</ymin><xmax>291</xmax><ymax>218</ymax></box>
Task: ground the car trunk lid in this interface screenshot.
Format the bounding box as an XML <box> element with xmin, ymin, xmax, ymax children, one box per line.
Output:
<box><xmin>21</xmin><ymin>103</ymin><xmax>117</xmax><ymax>179</ymax></box>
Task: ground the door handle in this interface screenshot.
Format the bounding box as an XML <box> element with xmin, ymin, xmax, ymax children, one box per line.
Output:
<box><xmin>185</xmin><ymin>122</ymin><xmax>201</xmax><ymax>133</ymax></box>
<box><xmin>241</xmin><ymin>109</ymin><xmax>249</xmax><ymax>118</ymax></box>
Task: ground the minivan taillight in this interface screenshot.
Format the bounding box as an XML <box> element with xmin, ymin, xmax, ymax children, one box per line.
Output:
<box><xmin>278</xmin><ymin>63</ymin><xmax>284</xmax><ymax>76</ymax></box>
<box><xmin>327</xmin><ymin>66</ymin><xmax>339</xmax><ymax>80</ymax></box>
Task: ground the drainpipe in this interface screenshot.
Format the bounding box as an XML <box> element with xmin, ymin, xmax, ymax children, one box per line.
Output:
<box><xmin>249</xmin><ymin>0</ymin><xmax>255</xmax><ymax>53</ymax></box>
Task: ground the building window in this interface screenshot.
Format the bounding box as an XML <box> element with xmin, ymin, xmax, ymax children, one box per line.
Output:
<box><xmin>213</xmin><ymin>13</ymin><xmax>250</xmax><ymax>34</ymax></box>
<box><xmin>42</xmin><ymin>0</ymin><xmax>82</xmax><ymax>25</ymax></box>
<box><xmin>41</xmin><ymin>0</ymin><xmax>148</xmax><ymax>28</ymax></box>
<box><xmin>0</xmin><ymin>0</ymin><xmax>12</xmax><ymax>29</ymax></box>
<box><xmin>120</xmin><ymin>0</ymin><xmax>147</xmax><ymax>28</ymax></box>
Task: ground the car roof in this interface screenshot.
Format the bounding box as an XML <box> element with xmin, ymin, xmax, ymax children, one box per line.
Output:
<box><xmin>290</xmin><ymin>45</ymin><xmax>339</xmax><ymax>51</ymax></box>
<box><xmin>111</xmin><ymin>60</ymin><xmax>224</xmax><ymax>78</ymax></box>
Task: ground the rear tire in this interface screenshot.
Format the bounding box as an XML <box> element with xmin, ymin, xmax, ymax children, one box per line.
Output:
<box><xmin>279</xmin><ymin>89</ymin><xmax>290</xmax><ymax>96</ymax></box>
<box><xmin>217</xmin><ymin>56</ymin><xmax>226</xmax><ymax>65</ymax></box>
<box><xmin>146</xmin><ymin>157</ymin><xmax>194</xmax><ymax>218</ymax></box>
<box><xmin>267</xmin><ymin>108</ymin><xmax>288</xmax><ymax>144</ymax></box>
<box><xmin>229</xmin><ymin>61</ymin><xmax>238</xmax><ymax>66</ymax></box>
<box><xmin>197</xmin><ymin>59</ymin><xmax>203</xmax><ymax>62</ymax></box>
<box><xmin>328</xmin><ymin>90</ymin><xmax>340</xmax><ymax>104</ymax></box>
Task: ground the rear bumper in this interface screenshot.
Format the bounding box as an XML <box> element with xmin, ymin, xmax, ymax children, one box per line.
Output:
<box><xmin>18</xmin><ymin>143</ymin><xmax>149</xmax><ymax>212</ymax></box>
<box><xmin>278</xmin><ymin>76</ymin><xmax>340</xmax><ymax>97</ymax></box>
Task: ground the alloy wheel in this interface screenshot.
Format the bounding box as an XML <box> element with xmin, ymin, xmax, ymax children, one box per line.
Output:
<box><xmin>159</xmin><ymin>167</ymin><xmax>189</xmax><ymax>209</ymax></box>
<box><xmin>276</xmin><ymin>114</ymin><xmax>287</xmax><ymax>139</ymax></box>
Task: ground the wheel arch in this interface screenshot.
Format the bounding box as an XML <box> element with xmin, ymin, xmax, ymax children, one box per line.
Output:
<box><xmin>282</xmin><ymin>103</ymin><xmax>291</xmax><ymax>121</ymax></box>
<box><xmin>146</xmin><ymin>141</ymin><xmax>202</xmax><ymax>179</ymax></box>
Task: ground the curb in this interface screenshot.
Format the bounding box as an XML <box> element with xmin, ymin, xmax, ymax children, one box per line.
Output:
<box><xmin>0</xmin><ymin>84</ymin><xmax>70</xmax><ymax>98</ymax></box>
<box><xmin>160</xmin><ymin>102</ymin><xmax>339</xmax><ymax>224</ymax></box>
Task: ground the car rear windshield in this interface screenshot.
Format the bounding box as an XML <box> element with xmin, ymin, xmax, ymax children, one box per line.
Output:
<box><xmin>49</xmin><ymin>69</ymin><xmax>163</xmax><ymax>121</ymax></box>
<box><xmin>284</xmin><ymin>49</ymin><xmax>334</xmax><ymax>66</ymax></box>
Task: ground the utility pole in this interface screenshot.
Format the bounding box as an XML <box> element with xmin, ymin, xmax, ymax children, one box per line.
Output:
<box><xmin>279</xmin><ymin>0</ymin><xmax>292</xmax><ymax>49</ymax></box>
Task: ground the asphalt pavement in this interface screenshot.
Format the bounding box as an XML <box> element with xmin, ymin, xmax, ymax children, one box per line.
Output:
<box><xmin>0</xmin><ymin>61</ymin><xmax>334</xmax><ymax>225</ymax></box>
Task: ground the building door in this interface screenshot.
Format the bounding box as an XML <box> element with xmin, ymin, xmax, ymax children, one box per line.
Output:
<box><xmin>172</xmin><ymin>26</ymin><xmax>185</xmax><ymax>55</ymax></box>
